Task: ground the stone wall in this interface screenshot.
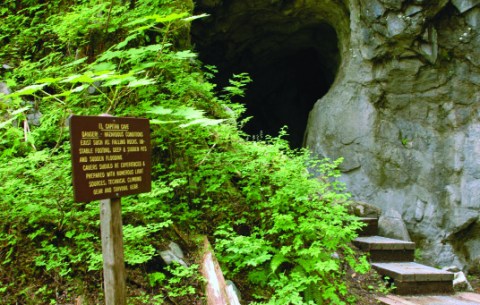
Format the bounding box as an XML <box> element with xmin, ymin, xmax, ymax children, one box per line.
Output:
<box><xmin>306</xmin><ymin>0</ymin><xmax>480</xmax><ymax>270</ymax></box>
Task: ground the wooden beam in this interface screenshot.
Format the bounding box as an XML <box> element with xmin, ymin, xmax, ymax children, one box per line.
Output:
<box><xmin>100</xmin><ymin>198</ymin><xmax>126</xmax><ymax>305</ymax></box>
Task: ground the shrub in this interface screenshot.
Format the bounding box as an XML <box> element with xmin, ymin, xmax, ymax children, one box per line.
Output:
<box><xmin>0</xmin><ymin>1</ymin><xmax>369</xmax><ymax>304</ymax></box>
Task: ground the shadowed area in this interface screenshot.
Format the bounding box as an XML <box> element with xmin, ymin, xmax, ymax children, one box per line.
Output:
<box><xmin>191</xmin><ymin>7</ymin><xmax>340</xmax><ymax>147</ymax></box>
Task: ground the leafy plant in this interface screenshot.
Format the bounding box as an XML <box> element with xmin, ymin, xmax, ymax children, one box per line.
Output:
<box><xmin>208</xmin><ymin>135</ymin><xmax>369</xmax><ymax>304</ymax></box>
<box><xmin>0</xmin><ymin>1</ymin><xmax>369</xmax><ymax>304</ymax></box>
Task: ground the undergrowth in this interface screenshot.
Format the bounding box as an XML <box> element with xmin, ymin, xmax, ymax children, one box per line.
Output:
<box><xmin>0</xmin><ymin>1</ymin><xmax>370</xmax><ymax>304</ymax></box>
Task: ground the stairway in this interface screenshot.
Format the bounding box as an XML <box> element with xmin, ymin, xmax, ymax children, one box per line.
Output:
<box><xmin>355</xmin><ymin>217</ymin><xmax>455</xmax><ymax>296</ymax></box>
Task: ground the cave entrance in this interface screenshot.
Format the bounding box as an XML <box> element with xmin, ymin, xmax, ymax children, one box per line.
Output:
<box><xmin>191</xmin><ymin>6</ymin><xmax>340</xmax><ymax>148</ymax></box>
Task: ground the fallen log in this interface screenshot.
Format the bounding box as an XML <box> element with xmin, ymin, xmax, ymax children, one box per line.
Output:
<box><xmin>200</xmin><ymin>236</ymin><xmax>241</xmax><ymax>305</ymax></box>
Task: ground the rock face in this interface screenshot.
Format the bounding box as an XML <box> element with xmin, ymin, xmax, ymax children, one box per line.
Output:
<box><xmin>192</xmin><ymin>0</ymin><xmax>480</xmax><ymax>270</ymax></box>
<box><xmin>305</xmin><ymin>0</ymin><xmax>480</xmax><ymax>270</ymax></box>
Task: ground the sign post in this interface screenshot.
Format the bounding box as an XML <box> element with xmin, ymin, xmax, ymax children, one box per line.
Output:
<box><xmin>100</xmin><ymin>197</ymin><xmax>126</xmax><ymax>305</ymax></box>
<box><xmin>70</xmin><ymin>115</ymin><xmax>151</xmax><ymax>305</ymax></box>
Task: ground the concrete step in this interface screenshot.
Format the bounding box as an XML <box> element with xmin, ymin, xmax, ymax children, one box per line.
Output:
<box><xmin>377</xmin><ymin>293</ymin><xmax>480</xmax><ymax>304</ymax></box>
<box><xmin>372</xmin><ymin>262</ymin><xmax>454</xmax><ymax>295</ymax></box>
<box><xmin>357</xmin><ymin>217</ymin><xmax>378</xmax><ymax>236</ymax></box>
<box><xmin>353</xmin><ymin>236</ymin><xmax>415</xmax><ymax>262</ymax></box>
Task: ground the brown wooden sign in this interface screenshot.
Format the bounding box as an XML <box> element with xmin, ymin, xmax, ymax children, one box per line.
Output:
<box><xmin>70</xmin><ymin>115</ymin><xmax>151</xmax><ymax>202</ymax></box>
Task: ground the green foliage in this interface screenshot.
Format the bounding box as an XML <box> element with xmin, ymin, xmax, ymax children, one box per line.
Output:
<box><xmin>0</xmin><ymin>0</ymin><xmax>369</xmax><ymax>304</ymax></box>
<box><xmin>0</xmin><ymin>145</ymin><xmax>102</xmax><ymax>303</ymax></box>
<box><xmin>206</xmin><ymin>135</ymin><xmax>368</xmax><ymax>304</ymax></box>
<box><xmin>130</xmin><ymin>264</ymin><xmax>199</xmax><ymax>305</ymax></box>
<box><xmin>0</xmin><ymin>1</ymin><xmax>207</xmax><ymax>303</ymax></box>
<box><xmin>163</xmin><ymin>263</ymin><xmax>199</xmax><ymax>298</ymax></box>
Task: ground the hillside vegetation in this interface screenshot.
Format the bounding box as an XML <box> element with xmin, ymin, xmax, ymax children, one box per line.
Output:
<box><xmin>0</xmin><ymin>1</ymin><xmax>370</xmax><ymax>304</ymax></box>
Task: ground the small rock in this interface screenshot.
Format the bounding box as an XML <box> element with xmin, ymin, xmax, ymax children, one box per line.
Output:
<box><xmin>160</xmin><ymin>241</ymin><xmax>188</xmax><ymax>267</ymax></box>
<box><xmin>406</xmin><ymin>5</ymin><xmax>423</xmax><ymax>16</ymax></box>
<box><xmin>466</xmin><ymin>7</ymin><xmax>480</xmax><ymax>27</ymax></box>
<box><xmin>168</xmin><ymin>241</ymin><xmax>185</xmax><ymax>259</ymax></box>
<box><xmin>87</xmin><ymin>81</ymin><xmax>102</xmax><ymax>95</ymax></box>
<box><xmin>371</xmin><ymin>0</ymin><xmax>386</xmax><ymax>18</ymax></box>
<box><xmin>453</xmin><ymin>271</ymin><xmax>474</xmax><ymax>291</ymax></box>
<box><xmin>0</xmin><ymin>82</ymin><xmax>11</xmax><ymax>95</ymax></box>
<box><xmin>87</xmin><ymin>86</ymin><xmax>96</xmax><ymax>95</ymax></box>
<box><xmin>160</xmin><ymin>250</ymin><xmax>188</xmax><ymax>267</ymax></box>
<box><xmin>442</xmin><ymin>266</ymin><xmax>474</xmax><ymax>291</ymax></box>
<box><xmin>452</xmin><ymin>0</ymin><xmax>480</xmax><ymax>13</ymax></box>
<box><xmin>386</xmin><ymin>13</ymin><xmax>407</xmax><ymax>37</ymax></box>
<box><xmin>418</xmin><ymin>26</ymin><xmax>438</xmax><ymax>64</ymax></box>
<box><xmin>364</xmin><ymin>0</ymin><xmax>385</xmax><ymax>20</ymax></box>
<box><xmin>226</xmin><ymin>280</ymin><xmax>242</xmax><ymax>303</ymax></box>
<box><xmin>27</xmin><ymin>110</ymin><xmax>42</xmax><ymax>126</ymax></box>
<box><xmin>419</xmin><ymin>43</ymin><xmax>438</xmax><ymax>64</ymax></box>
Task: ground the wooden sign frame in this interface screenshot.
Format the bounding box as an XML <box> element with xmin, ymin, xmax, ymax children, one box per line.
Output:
<box><xmin>69</xmin><ymin>115</ymin><xmax>151</xmax><ymax>202</ymax></box>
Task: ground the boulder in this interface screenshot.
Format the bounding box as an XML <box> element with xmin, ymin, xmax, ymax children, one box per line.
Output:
<box><xmin>348</xmin><ymin>201</ymin><xmax>382</xmax><ymax>218</ymax></box>
<box><xmin>442</xmin><ymin>266</ymin><xmax>474</xmax><ymax>292</ymax></box>
<box><xmin>378</xmin><ymin>209</ymin><xmax>411</xmax><ymax>241</ymax></box>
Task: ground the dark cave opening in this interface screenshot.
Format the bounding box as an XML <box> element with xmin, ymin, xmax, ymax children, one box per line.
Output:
<box><xmin>191</xmin><ymin>8</ymin><xmax>340</xmax><ymax>148</ymax></box>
